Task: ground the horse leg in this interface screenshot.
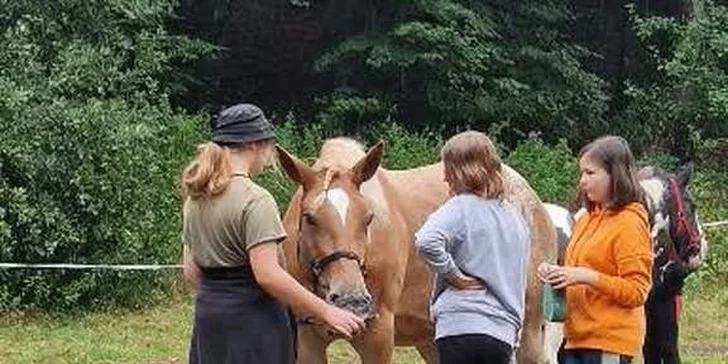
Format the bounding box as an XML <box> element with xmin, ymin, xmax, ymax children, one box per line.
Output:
<box><xmin>352</xmin><ymin>310</ymin><xmax>395</xmax><ymax>364</ymax></box>
<box><xmin>296</xmin><ymin>325</ymin><xmax>329</xmax><ymax>364</ymax></box>
<box><xmin>415</xmin><ymin>340</ymin><xmax>438</xmax><ymax>364</ymax></box>
<box><xmin>664</xmin><ymin>295</ymin><xmax>682</xmax><ymax>364</ymax></box>
<box><xmin>515</xmin><ymin>288</ymin><xmax>547</xmax><ymax>364</ymax></box>
<box><xmin>543</xmin><ymin>322</ymin><xmax>563</xmax><ymax>364</ymax></box>
<box><xmin>644</xmin><ymin>294</ymin><xmax>682</xmax><ymax>364</ymax></box>
<box><xmin>643</xmin><ymin>298</ymin><xmax>660</xmax><ymax>364</ymax></box>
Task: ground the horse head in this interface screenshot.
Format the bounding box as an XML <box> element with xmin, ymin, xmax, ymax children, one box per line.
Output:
<box><xmin>276</xmin><ymin>141</ymin><xmax>384</xmax><ymax>319</ymax></box>
<box><xmin>638</xmin><ymin>163</ymin><xmax>708</xmax><ymax>271</ymax></box>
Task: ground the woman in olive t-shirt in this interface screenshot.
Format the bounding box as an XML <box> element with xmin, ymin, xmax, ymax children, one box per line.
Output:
<box><xmin>181</xmin><ymin>103</ymin><xmax>365</xmax><ymax>364</ymax></box>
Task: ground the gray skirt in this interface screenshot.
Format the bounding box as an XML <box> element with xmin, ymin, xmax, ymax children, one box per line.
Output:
<box><xmin>188</xmin><ymin>266</ymin><xmax>295</xmax><ymax>364</ymax></box>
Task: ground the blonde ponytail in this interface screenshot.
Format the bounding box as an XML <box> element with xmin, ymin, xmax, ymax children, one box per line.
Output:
<box><xmin>182</xmin><ymin>142</ymin><xmax>233</xmax><ymax>199</ymax></box>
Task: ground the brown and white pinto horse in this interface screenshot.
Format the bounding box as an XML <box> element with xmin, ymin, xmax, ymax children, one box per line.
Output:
<box><xmin>276</xmin><ymin>138</ymin><xmax>557</xmax><ymax>363</ymax></box>
<box><xmin>638</xmin><ymin>164</ymin><xmax>708</xmax><ymax>364</ymax></box>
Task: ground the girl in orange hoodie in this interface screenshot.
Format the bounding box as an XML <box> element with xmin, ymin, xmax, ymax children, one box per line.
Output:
<box><xmin>539</xmin><ymin>136</ymin><xmax>652</xmax><ymax>364</ymax></box>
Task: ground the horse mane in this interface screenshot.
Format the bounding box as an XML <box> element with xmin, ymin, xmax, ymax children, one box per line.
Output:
<box><xmin>313</xmin><ymin>137</ymin><xmax>367</xmax><ymax>172</ymax></box>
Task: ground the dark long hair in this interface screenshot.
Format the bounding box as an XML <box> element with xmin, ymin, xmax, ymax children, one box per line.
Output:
<box><xmin>579</xmin><ymin>136</ymin><xmax>643</xmax><ymax>212</ymax></box>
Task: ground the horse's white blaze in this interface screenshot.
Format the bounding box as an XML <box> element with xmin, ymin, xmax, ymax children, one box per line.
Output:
<box><xmin>640</xmin><ymin>179</ymin><xmax>670</xmax><ymax>242</ymax></box>
<box><xmin>640</xmin><ymin>179</ymin><xmax>664</xmax><ymax>211</ymax></box>
<box><xmin>652</xmin><ymin>213</ymin><xmax>669</xmax><ymax>242</ymax></box>
<box><xmin>326</xmin><ymin>188</ymin><xmax>350</xmax><ymax>225</ymax></box>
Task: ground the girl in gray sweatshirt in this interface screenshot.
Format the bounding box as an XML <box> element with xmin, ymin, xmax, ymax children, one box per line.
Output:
<box><xmin>415</xmin><ymin>131</ymin><xmax>530</xmax><ymax>364</ymax></box>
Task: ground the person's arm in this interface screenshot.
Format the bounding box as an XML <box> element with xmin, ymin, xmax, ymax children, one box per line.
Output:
<box><xmin>182</xmin><ymin>245</ymin><xmax>201</xmax><ymax>290</ymax></box>
<box><xmin>415</xmin><ymin>200</ymin><xmax>462</xmax><ymax>278</ymax></box>
<box><xmin>540</xmin><ymin>216</ymin><xmax>652</xmax><ymax>308</ymax></box>
<box><xmin>415</xmin><ymin>229</ymin><xmax>460</xmax><ymax>279</ymax></box>
<box><xmin>415</xmin><ymin>199</ymin><xmax>482</xmax><ymax>290</ymax></box>
<box><xmin>249</xmin><ymin>242</ymin><xmax>365</xmax><ymax>337</ymax></box>
<box><xmin>181</xmin><ymin>205</ymin><xmax>200</xmax><ymax>290</ymax></box>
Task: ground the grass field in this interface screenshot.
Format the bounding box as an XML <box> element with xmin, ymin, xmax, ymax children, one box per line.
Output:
<box><xmin>1</xmin><ymin>291</ymin><xmax>726</xmax><ymax>363</ymax></box>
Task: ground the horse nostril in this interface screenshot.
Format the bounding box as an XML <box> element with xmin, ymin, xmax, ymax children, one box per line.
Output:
<box><xmin>354</xmin><ymin>294</ymin><xmax>373</xmax><ymax>309</ymax></box>
<box><xmin>327</xmin><ymin>293</ymin><xmax>340</xmax><ymax>303</ymax></box>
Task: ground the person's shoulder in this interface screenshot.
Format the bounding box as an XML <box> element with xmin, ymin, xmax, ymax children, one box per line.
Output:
<box><xmin>496</xmin><ymin>200</ymin><xmax>528</xmax><ymax>228</ymax></box>
<box><xmin>485</xmin><ymin>199</ymin><xmax>521</xmax><ymax>217</ymax></box>
<box><xmin>428</xmin><ymin>195</ymin><xmax>467</xmax><ymax>220</ymax></box>
<box><xmin>225</xmin><ymin>179</ymin><xmax>278</xmax><ymax>215</ymax></box>
<box><xmin>444</xmin><ymin>194</ymin><xmax>489</xmax><ymax>213</ymax></box>
<box><xmin>228</xmin><ymin>178</ymin><xmax>271</xmax><ymax>200</ymax></box>
<box><xmin>450</xmin><ymin>193</ymin><xmax>496</xmax><ymax>206</ymax></box>
<box><xmin>439</xmin><ymin>194</ymin><xmax>469</xmax><ymax>207</ymax></box>
<box><xmin>611</xmin><ymin>203</ymin><xmax>651</xmax><ymax>246</ymax></box>
<box><xmin>613</xmin><ymin>202</ymin><xmax>649</xmax><ymax>228</ymax></box>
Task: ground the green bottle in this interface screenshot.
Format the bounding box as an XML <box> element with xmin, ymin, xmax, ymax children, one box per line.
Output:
<box><xmin>542</xmin><ymin>284</ymin><xmax>567</xmax><ymax>322</ymax></box>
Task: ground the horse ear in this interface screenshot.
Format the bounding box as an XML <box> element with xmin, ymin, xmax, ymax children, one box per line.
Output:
<box><xmin>636</xmin><ymin>166</ymin><xmax>655</xmax><ymax>181</ymax></box>
<box><xmin>677</xmin><ymin>162</ymin><xmax>695</xmax><ymax>188</ymax></box>
<box><xmin>275</xmin><ymin>144</ymin><xmax>317</xmax><ymax>189</ymax></box>
<box><xmin>351</xmin><ymin>140</ymin><xmax>385</xmax><ymax>186</ymax></box>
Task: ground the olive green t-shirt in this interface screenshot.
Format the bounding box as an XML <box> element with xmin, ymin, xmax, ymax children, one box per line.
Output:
<box><xmin>182</xmin><ymin>177</ymin><xmax>287</xmax><ymax>268</ymax></box>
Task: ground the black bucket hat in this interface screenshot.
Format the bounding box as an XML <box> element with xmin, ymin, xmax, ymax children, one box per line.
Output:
<box><xmin>211</xmin><ymin>103</ymin><xmax>275</xmax><ymax>145</ymax></box>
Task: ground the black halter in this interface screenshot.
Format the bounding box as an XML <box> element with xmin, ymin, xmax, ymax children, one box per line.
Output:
<box><xmin>308</xmin><ymin>249</ymin><xmax>367</xmax><ymax>278</ymax></box>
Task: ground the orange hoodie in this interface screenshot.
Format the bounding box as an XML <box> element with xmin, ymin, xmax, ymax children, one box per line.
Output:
<box><xmin>564</xmin><ymin>202</ymin><xmax>652</xmax><ymax>357</ymax></box>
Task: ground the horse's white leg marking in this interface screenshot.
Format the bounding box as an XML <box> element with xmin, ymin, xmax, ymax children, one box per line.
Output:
<box><xmin>543</xmin><ymin>322</ymin><xmax>563</xmax><ymax>364</ymax></box>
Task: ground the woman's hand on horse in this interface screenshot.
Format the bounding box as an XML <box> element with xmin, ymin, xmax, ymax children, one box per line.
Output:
<box><xmin>321</xmin><ymin>305</ymin><xmax>366</xmax><ymax>338</ymax></box>
<box><xmin>539</xmin><ymin>263</ymin><xmax>597</xmax><ymax>289</ymax></box>
<box><xmin>449</xmin><ymin>272</ymin><xmax>485</xmax><ymax>290</ymax></box>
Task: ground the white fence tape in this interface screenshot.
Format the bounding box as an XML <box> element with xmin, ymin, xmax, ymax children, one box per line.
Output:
<box><xmin>703</xmin><ymin>220</ymin><xmax>728</xmax><ymax>228</ymax></box>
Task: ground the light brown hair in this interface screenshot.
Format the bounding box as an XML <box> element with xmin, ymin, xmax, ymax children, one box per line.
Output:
<box><xmin>441</xmin><ymin>131</ymin><xmax>504</xmax><ymax>199</ymax></box>
<box><xmin>181</xmin><ymin>140</ymin><xmax>272</xmax><ymax>199</ymax></box>
<box><xmin>579</xmin><ymin>135</ymin><xmax>643</xmax><ymax>212</ymax></box>
<box><xmin>182</xmin><ymin>142</ymin><xmax>233</xmax><ymax>199</ymax></box>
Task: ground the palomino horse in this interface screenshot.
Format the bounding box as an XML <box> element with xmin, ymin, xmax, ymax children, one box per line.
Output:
<box><xmin>542</xmin><ymin>164</ymin><xmax>708</xmax><ymax>364</ymax></box>
<box><xmin>276</xmin><ymin>138</ymin><xmax>557</xmax><ymax>363</ymax></box>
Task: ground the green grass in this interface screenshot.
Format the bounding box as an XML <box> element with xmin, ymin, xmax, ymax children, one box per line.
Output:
<box><xmin>0</xmin><ymin>290</ymin><xmax>726</xmax><ymax>363</ymax></box>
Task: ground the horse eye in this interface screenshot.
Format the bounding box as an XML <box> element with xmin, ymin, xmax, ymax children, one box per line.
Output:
<box><xmin>303</xmin><ymin>211</ymin><xmax>317</xmax><ymax>226</ymax></box>
<box><xmin>364</xmin><ymin>213</ymin><xmax>374</xmax><ymax>226</ymax></box>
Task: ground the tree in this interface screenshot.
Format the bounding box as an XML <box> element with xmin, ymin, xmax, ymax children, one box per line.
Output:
<box><xmin>313</xmin><ymin>0</ymin><xmax>609</xmax><ymax>147</ymax></box>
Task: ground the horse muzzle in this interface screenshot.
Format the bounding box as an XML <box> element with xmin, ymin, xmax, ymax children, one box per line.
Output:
<box><xmin>326</xmin><ymin>291</ymin><xmax>376</xmax><ymax>320</ymax></box>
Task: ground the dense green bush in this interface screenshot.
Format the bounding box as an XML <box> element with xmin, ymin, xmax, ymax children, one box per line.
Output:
<box><xmin>505</xmin><ymin>138</ymin><xmax>579</xmax><ymax>206</ymax></box>
<box><xmin>0</xmin><ymin>0</ymin><xmax>210</xmax><ymax>311</ymax></box>
<box><xmin>0</xmin><ymin>98</ymin><xmax>205</xmax><ymax>311</ymax></box>
<box><xmin>684</xmin><ymin>170</ymin><xmax>728</xmax><ymax>296</ymax></box>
